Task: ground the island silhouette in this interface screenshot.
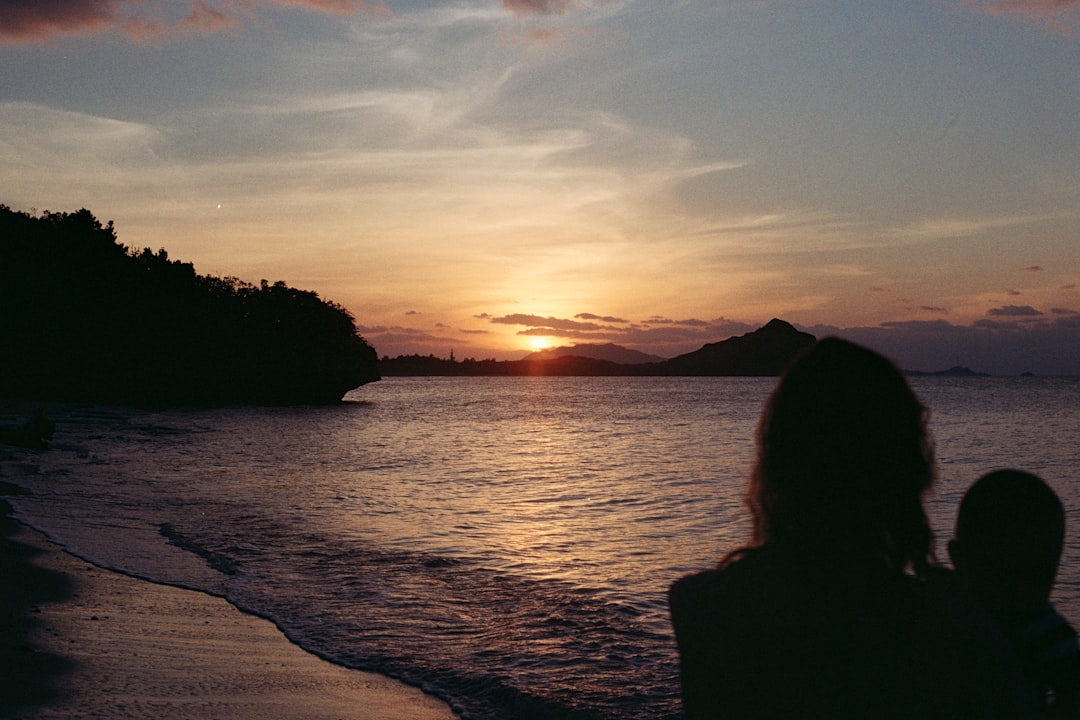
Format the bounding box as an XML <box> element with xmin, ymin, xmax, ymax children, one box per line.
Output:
<box><xmin>523</xmin><ymin>343</ymin><xmax>666</xmax><ymax>365</ymax></box>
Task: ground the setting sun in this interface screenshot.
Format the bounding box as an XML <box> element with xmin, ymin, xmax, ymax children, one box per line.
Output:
<box><xmin>529</xmin><ymin>337</ymin><xmax>553</xmax><ymax>351</ymax></box>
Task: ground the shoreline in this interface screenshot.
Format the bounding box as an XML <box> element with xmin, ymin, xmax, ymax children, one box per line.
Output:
<box><xmin>1</xmin><ymin>483</ymin><xmax>458</xmax><ymax>720</ymax></box>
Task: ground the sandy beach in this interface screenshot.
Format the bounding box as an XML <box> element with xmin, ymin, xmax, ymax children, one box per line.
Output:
<box><xmin>1</xmin><ymin>487</ymin><xmax>458</xmax><ymax>720</ymax></box>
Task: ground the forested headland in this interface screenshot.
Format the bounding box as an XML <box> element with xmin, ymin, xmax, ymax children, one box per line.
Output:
<box><xmin>0</xmin><ymin>206</ymin><xmax>378</xmax><ymax>405</ymax></box>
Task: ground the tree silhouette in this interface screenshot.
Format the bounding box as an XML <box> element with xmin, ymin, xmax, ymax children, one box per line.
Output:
<box><xmin>0</xmin><ymin>205</ymin><xmax>379</xmax><ymax>405</ymax></box>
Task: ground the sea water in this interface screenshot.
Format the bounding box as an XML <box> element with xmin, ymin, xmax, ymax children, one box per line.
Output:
<box><xmin>5</xmin><ymin>376</ymin><xmax>1080</xmax><ymax>719</ymax></box>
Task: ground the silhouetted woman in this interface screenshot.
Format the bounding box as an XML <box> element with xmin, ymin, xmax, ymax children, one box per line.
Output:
<box><xmin>669</xmin><ymin>338</ymin><xmax>1021</xmax><ymax>719</ymax></box>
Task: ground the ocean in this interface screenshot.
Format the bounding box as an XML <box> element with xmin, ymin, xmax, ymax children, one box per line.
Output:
<box><xmin>5</xmin><ymin>376</ymin><xmax>1080</xmax><ymax>719</ymax></box>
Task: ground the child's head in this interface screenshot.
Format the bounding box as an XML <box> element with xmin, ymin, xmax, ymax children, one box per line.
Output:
<box><xmin>949</xmin><ymin>470</ymin><xmax>1065</xmax><ymax>618</ymax></box>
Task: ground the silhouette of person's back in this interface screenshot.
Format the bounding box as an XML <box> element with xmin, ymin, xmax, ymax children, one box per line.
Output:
<box><xmin>669</xmin><ymin>338</ymin><xmax>1022</xmax><ymax>719</ymax></box>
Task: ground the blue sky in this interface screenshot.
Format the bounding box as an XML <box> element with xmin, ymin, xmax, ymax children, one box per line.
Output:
<box><xmin>2</xmin><ymin>0</ymin><xmax>1078</xmax><ymax>373</ymax></box>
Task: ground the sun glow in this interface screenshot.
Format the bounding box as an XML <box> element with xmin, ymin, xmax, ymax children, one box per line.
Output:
<box><xmin>529</xmin><ymin>337</ymin><xmax>553</xmax><ymax>351</ymax></box>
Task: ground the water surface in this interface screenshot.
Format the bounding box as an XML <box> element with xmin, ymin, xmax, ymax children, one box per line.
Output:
<box><xmin>7</xmin><ymin>376</ymin><xmax>1079</xmax><ymax>719</ymax></box>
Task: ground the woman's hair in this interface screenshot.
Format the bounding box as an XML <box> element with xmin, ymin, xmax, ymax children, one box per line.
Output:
<box><xmin>744</xmin><ymin>337</ymin><xmax>936</xmax><ymax>575</ymax></box>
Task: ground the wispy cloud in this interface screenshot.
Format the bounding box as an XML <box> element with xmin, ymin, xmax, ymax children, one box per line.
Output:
<box><xmin>484</xmin><ymin>313</ymin><xmax>605</xmax><ymax>331</ymax></box>
<box><xmin>502</xmin><ymin>0</ymin><xmax>575</xmax><ymax>15</ymax></box>
<box><xmin>0</xmin><ymin>0</ymin><xmax>621</xmax><ymax>44</ymax></box>
<box><xmin>0</xmin><ymin>0</ymin><xmax>122</xmax><ymax>42</ymax></box>
<box><xmin>987</xmin><ymin>304</ymin><xmax>1044</xmax><ymax>316</ymax></box>
<box><xmin>0</xmin><ymin>0</ymin><xmax>389</xmax><ymax>43</ymax></box>
<box><xmin>576</xmin><ymin>313</ymin><xmax>629</xmax><ymax>323</ymax></box>
<box><xmin>0</xmin><ymin>101</ymin><xmax>163</xmax><ymax>188</ymax></box>
<box><xmin>891</xmin><ymin>214</ymin><xmax>1046</xmax><ymax>241</ymax></box>
<box><xmin>275</xmin><ymin>0</ymin><xmax>385</xmax><ymax>13</ymax></box>
<box><xmin>473</xmin><ymin>312</ymin><xmax>756</xmax><ymax>355</ymax></box>
<box><xmin>354</xmin><ymin>323</ymin><xmax>457</xmax><ymax>353</ymax></box>
<box><xmin>964</xmin><ymin>0</ymin><xmax>1080</xmax><ymax>34</ymax></box>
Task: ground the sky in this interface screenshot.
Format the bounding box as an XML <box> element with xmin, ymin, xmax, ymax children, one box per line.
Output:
<box><xmin>2</xmin><ymin>0</ymin><xmax>1079</xmax><ymax>375</ymax></box>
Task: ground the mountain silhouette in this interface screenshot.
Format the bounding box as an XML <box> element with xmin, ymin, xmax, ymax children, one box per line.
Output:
<box><xmin>655</xmin><ymin>319</ymin><xmax>816</xmax><ymax>376</ymax></box>
<box><xmin>380</xmin><ymin>319</ymin><xmax>815</xmax><ymax>376</ymax></box>
<box><xmin>906</xmin><ymin>365</ymin><xmax>990</xmax><ymax>377</ymax></box>
<box><xmin>523</xmin><ymin>343</ymin><xmax>666</xmax><ymax>365</ymax></box>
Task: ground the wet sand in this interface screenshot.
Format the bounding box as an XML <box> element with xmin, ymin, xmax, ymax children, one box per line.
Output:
<box><xmin>1</xmin><ymin>491</ymin><xmax>457</xmax><ymax>720</ymax></box>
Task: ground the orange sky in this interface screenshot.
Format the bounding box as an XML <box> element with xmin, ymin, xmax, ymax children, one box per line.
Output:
<box><xmin>1</xmin><ymin>0</ymin><xmax>1078</xmax><ymax>372</ymax></box>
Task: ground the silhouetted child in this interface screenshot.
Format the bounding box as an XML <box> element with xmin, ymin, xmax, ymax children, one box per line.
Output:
<box><xmin>949</xmin><ymin>469</ymin><xmax>1080</xmax><ymax>717</ymax></box>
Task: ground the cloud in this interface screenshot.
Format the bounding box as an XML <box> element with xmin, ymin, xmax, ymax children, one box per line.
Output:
<box><xmin>576</xmin><ymin>312</ymin><xmax>629</xmax><ymax>323</ymax></box>
<box><xmin>964</xmin><ymin>0</ymin><xmax>1080</xmax><ymax>33</ymax></box>
<box><xmin>0</xmin><ymin>102</ymin><xmax>164</xmax><ymax>193</ymax></box>
<box><xmin>177</xmin><ymin>1</ymin><xmax>237</xmax><ymax>34</ymax></box>
<box><xmin>973</xmin><ymin>318</ymin><xmax>1023</xmax><ymax>330</ymax></box>
<box><xmin>805</xmin><ymin>316</ymin><xmax>1080</xmax><ymax>376</ymax></box>
<box><xmin>0</xmin><ymin>0</ymin><xmax>388</xmax><ymax>43</ymax></box>
<box><xmin>643</xmin><ymin>316</ymin><xmax>711</xmax><ymax>327</ymax></box>
<box><xmin>966</xmin><ymin>0</ymin><xmax>1080</xmax><ymax>17</ymax></box>
<box><xmin>487</xmin><ymin>312</ymin><xmax>729</xmax><ymax>335</ymax></box>
<box><xmin>1024</xmin><ymin>265</ymin><xmax>1045</xmax><ymax>272</ymax></box>
<box><xmin>356</xmin><ymin>323</ymin><xmax>456</xmax><ymax>356</ymax></box>
<box><xmin>987</xmin><ymin>304</ymin><xmax>1044</xmax><ymax>317</ymax></box>
<box><xmin>487</xmin><ymin>313</ymin><xmax>605</xmax><ymax>331</ymax></box>
<box><xmin>274</xmin><ymin>0</ymin><xmax>382</xmax><ymax>12</ymax></box>
<box><xmin>495</xmin><ymin>1</ymin><xmax>606</xmax><ymax>46</ymax></box>
<box><xmin>502</xmin><ymin>0</ymin><xmax>575</xmax><ymax>16</ymax></box>
<box><xmin>0</xmin><ymin>0</ymin><xmax>122</xmax><ymax>42</ymax></box>
<box><xmin>614</xmin><ymin>318</ymin><xmax>756</xmax><ymax>351</ymax></box>
<box><xmin>476</xmin><ymin>312</ymin><xmax>756</xmax><ymax>356</ymax></box>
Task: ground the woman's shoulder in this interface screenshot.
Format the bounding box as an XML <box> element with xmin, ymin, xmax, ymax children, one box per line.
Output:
<box><xmin>669</xmin><ymin>549</ymin><xmax>762</xmax><ymax>600</ymax></box>
<box><xmin>670</xmin><ymin>550</ymin><xmax>994</xmax><ymax>638</ymax></box>
<box><xmin>670</xmin><ymin>546</ymin><xmax>854</xmax><ymax>601</ymax></box>
<box><xmin>669</xmin><ymin>548</ymin><xmax>795</xmax><ymax>626</ymax></box>
<box><xmin>670</xmin><ymin>555</ymin><xmax>1021</xmax><ymax>717</ymax></box>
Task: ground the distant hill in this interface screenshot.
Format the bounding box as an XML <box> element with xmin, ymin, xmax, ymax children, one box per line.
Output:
<box><xmin>523</xmin><ymin>343</ymin><xmax>666</xmax><ymax>365</ymax></box>
<box><xmin>906</xmin><ymin>365</ymin><xmax>990</xmax><ymax>377</ymax></box>
<box><xmin>655</xmin><ymin>319</ymin><xmax>816</xmax><ymax>376</ymax></box>
<box><xmin>380</xmin><ymin>319</ymin><xmax>816</xmax><ymax>377</ymax></box>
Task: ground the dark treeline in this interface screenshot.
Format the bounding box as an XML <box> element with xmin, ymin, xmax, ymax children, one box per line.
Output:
<box><xmin>380</xmin><ymin>354</ymin><xmax>639</xmax><ymax>376</ymax></box>
<box><xmin>0</xmin><ymin>206</ymin><xmax>378</xmax><ymax>405</ymax></box>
